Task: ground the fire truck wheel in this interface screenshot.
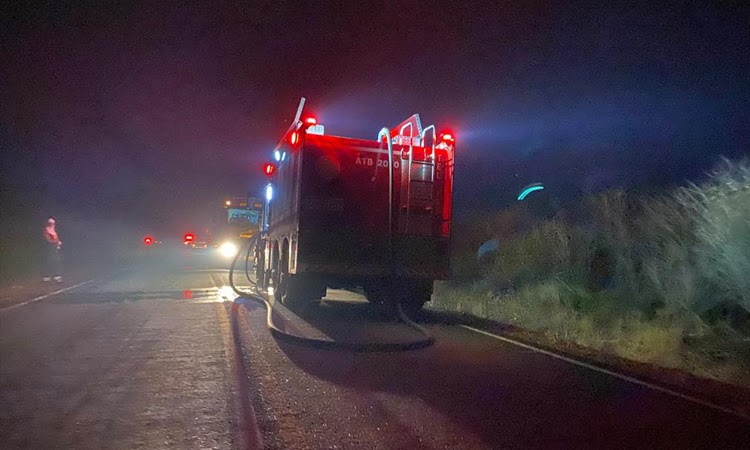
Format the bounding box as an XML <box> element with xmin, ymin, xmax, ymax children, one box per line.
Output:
<box><xmin>273</xmin><ymin>268</ymin><xmax>287</xmax><ymax>304</ymax></box>
<box><xmin>271</xmin><ymin>244</ymin><xmax>284</xmax><ymax>303</ymax></box>
<box><xmin>365</xmin><ymin>279</ymin><xmax>431</xmax><ymax>318</ymax></box>
<box><xmin>400</xmin><ymin>283</ymin><xmax>431</xmax><ymax>318</ymax></box>
<box><xmin>281</xmin><ymin>275</ymin><xmax>316</xmax><ymax>309</ymax></box>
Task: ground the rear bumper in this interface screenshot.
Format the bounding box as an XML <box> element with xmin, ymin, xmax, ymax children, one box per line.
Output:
<box><xmin>294</xmin><ymin>262</ymin><xmax>449</xmax><ymax>280</ymax></box>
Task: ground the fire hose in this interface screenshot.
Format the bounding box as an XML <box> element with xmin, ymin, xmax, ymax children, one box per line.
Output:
<box><xmin>228</xmin><ymin>235</ymin><xmax>434</xmax><ymax>352</ymax></box>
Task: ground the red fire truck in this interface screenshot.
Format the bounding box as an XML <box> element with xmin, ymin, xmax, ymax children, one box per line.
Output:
<box><xmin>256</xmin><ymin>99</ymin><xmax>455</xmax><ymax>313</ymax></box>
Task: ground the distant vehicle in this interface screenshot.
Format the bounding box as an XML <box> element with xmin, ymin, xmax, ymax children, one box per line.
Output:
<box><xmin>143</xmin><ymin>235</ymin><xmax>163</xmax><ymax>246</ymax></box>
<box><xmin>215</xmin><ymin>196</ymin><xmax>263</xmax><ymax>259</ymax></box>
<box><xmin>181</xmin><ymin>198</ymin><xmax>262</xmax><ymax>260</ymax></box>
<box><xmin>188</xmin><ymin>238</ymin><xmax>210</xmax><ymax>249</ymax></box>
<box><xmin>224</xmin><ymin>197</ymin><xmax>263</xmax><ymax>240</ymax></box>
<box><xmin>183</xmin><ymin>233</ymin><xmax>199</xmax><ymax>246</ymax></box>
<box><xmin>255</xmin><ymin>98</ymin><xmax>455</xmax><ymax>313</ymax></box>
<box><xmin>182</xmin><ymin>232</ymin><xmax>210</xmax><ymax>251</ymax></box>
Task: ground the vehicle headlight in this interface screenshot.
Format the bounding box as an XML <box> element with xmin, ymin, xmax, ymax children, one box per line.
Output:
<box><xmin>219</xmin><ymin>242</ymin><xmax>238</xmax><ymax>258</ymax></box>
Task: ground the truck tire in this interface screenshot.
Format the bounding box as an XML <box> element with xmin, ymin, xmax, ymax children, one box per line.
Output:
<box><xmin>282</xmin><ymin>275</ymin><xmax>304</xmax><ymax>308</ymax></box>
<box><xmin>271</xmin><ymin>243</ymin><xmax>283</xmax><ymax>302</ymax></box>
<box><xmin>365</xmin><ymin>278</ymin><xmax>432</xmax><ymax>318</ymax></box>
<box><xmin>281</xmin><ymin>275</ymin><xmax>323</xmax><ymax>309</ymax></box>
<box><xmin>271</xmin><ymin>242</ymin><xmax>316</xmax><ymax>309</ymax></box>
<box><xmin>400</xmin><ymin>282</ymin><xmax>431</xmax><ymax>318</ymax></box>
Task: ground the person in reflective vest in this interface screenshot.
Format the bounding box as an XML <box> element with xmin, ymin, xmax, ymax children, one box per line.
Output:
<box><xmin>43</xmin><ymin>217</ymin><xmax>63</xmax><ymax>283</ymax></box>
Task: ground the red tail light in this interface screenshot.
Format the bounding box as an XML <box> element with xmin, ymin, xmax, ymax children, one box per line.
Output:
<box><xmin>184</xmin><ymin>233</ymin><xmax>195</xmax><ymax>243</ymax></box>
<box><xmin>263</xmin><ymin>163</ymin><xmax>276</xmax><ymax>176</ymax></box>
<box><xmin>304</xmin><ymin>116</ymin><xmax>317</xmax><ymax>125</ymax></box>
<box><xmin>289</xmin><ymin>131</ymin><xmax>299</xmax><ymax>145</ymax></box>
<box><xmin>144</xmin><ymin>236</ymin><xmax>153</xmax><ymax>245</ymax></box>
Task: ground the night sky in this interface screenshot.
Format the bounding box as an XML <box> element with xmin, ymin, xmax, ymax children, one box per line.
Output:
<box><xmin>2</xmin><ymin>0</ymin><xmax>749</xmax><ymax>234</ymax></box>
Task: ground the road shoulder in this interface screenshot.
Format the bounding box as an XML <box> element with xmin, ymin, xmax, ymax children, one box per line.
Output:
<box><xmin>426</xmin><ymin>308</ymin><xmax>750</xmax><ymax>421</ymax></box>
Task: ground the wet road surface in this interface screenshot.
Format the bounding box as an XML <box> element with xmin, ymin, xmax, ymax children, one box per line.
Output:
<box><xmin>1</xmin><ymin>252</ymin><xmax>749</xmax><ymax>449</ymax></box>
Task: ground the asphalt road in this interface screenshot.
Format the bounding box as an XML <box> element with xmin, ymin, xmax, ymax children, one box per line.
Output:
<box><xmin>1</xmin><ymin>250</ymin><xmax>749</xmax><ymax>449</ymax></box>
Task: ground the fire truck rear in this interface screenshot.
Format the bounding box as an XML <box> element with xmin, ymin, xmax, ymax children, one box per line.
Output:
<box><xmin>256</xmin><ymin>99</ymin><xmax>455</xmax><ymax>313</ymax></box>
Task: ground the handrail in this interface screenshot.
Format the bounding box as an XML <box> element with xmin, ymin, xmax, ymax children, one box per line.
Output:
<box><xmin>418</xmin><ymin>125</ymin><xmax>439</xmax><ymax>224</ymax></box>
<box><xmin>421</xmin><ymin>124</ymin><xmax>437</xmax><ymax>183</ymax></box>
<box><xmin>420</xmin><ymin>125</ymin><xmax>436</xmax><ymax>158</ymax></box>
<box><xmin>399</xmin><ymin>123</ymin><xmax>413</xmax><ymax>143</ymax></box>
<box><xmin>378</xmin><ymin>127</ymin><xmax>394</xmax><ymax>260</ymax></box>
<box><xmin>400</xmin><ymin>123</ymin><xmax>414</xmax><ymax>233</ymax></box>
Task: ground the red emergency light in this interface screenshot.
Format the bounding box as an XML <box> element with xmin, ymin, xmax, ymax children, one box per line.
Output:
<box><xmin>263</xmin><ymin>163</ymin><xmax>276</xmax><ymax>176</ymax></box>
<box><xmin>440</xmin><ymin>132</ymin><xmax>455</xmax><ymax>144</ymax></box>
<box><xmin>144</xmin><ymin>236</ymin><xmax>153</xmax><ymax>245</ymax></box>
<box><xmin>184</xmin><ymin>233</ymin><xmax>195</xmax><ymax>243</ymax></box>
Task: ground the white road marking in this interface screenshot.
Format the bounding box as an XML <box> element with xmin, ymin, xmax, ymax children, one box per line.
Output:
<box><xmin>0</xmin><ymin>280</ymin><xmax>95</xmax><ymax>313</ymax></box>
<box><xmin>460</xmin><ymin>324</ymin><xmax>750</xmax><ymax>422</ymax></box>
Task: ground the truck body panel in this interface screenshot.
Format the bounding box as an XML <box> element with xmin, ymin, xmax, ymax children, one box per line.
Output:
<box><xmin>293</xmin><ymin>134</ymin><xmax>451</xmax><ymax>279</ymax></box>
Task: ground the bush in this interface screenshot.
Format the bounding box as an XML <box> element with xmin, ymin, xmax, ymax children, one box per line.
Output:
<box><xmin>490</xmin><ymin>219</ymin><xmax>572</xmax><ymax>287</ymax></box>
<box><xmin>449</xmin><ymin>157</ymin><xmax>750</xmax><ymax>318</ymax></box>
<box><xmin>436</xmin><ymin>157</ymin><xmax>750</xmax><ymax>386</ymax></box>
<box><xmin>682</xmin><ymin>158</ymin><xmax>750</xmax><ymax>313</ymax></box>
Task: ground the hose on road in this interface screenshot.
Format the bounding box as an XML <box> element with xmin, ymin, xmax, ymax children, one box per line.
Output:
<box><xmin>228</xmin><ymin>236</ymin><xmax>434</xmax><ymax>352</ymax></box>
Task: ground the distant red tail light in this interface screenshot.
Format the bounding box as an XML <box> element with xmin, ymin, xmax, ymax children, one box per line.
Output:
<box><xmin>184</xmin><ymin>233</ymin><xmax>195</xmax><ymax>243</ymax></box>
<box><xmin>144</xmin><ymin>236</ymin><xmax>153</xmax><ymax>245</ymax></box>
<box><xmin>263</xmin><ymin>163</ymin><xmax>276</xmax><ymax>176</ymax></box>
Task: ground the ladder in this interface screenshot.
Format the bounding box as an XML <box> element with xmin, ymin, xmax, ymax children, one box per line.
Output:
<box><xmin>377</xmin><ymin>119</ymin><xmax>438</xmax><ymax>262</ymax></box>
<box><xmin>397</xmin><ymin>123</ymin><xmax>436</xmax><ymax>235</ymax></box>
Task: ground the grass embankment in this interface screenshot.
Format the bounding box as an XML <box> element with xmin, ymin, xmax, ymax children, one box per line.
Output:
<box><xmin>434</xmin><ymin>158</ymin><xmax>750</xmax><ymax>388</ymax></box>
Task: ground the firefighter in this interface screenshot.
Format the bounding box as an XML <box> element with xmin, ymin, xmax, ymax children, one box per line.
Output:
<box><xmin>42</xmin><ymin>217</ymin><xmax>63</xmax><ymax>283</ymax></box>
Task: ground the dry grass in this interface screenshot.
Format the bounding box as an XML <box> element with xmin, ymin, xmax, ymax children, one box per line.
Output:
<box><xmin>439</xmin><ymin>157</ymin><xmax>750</xmax><ymax>388</ymax></box>
<box><xmin>433</xmin><ymin>281</ymin><xmax>750</xmax><ymax>387</ymax></box>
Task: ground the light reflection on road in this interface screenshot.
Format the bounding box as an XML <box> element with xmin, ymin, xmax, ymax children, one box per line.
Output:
<box><xmin>217</xmin><ymin>285</ymin><xmax>236</xmax><ymax>302</ymax></box>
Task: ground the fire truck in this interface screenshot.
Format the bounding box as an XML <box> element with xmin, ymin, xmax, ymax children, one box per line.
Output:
<box><xmin>223</xmin><ymin>196</ymin><xmax>264</xmax><ymax>239</ymax></box>
<box><xmin>256</xmin><ymin>99</ymin><xmax>455</xmax><ymax>313</ymax></box>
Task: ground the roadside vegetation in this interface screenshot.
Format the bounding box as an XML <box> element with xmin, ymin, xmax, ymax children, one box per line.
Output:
<box><xmin>434</xmin><ymin>158</ymin><xmax>750</xmax><ymax>388</ymax></box>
